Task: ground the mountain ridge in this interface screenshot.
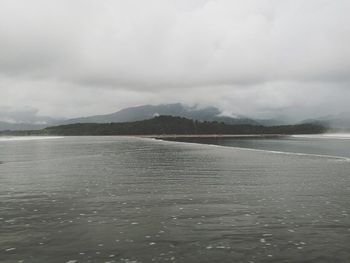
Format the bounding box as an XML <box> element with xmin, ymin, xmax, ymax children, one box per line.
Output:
<box><xmin>1</xmin><ymin>103</ymin><xmax>348</xmax><ymax>131</ymax></box>
<box><xmin>59</xmin><ymin>103</ymin><xmax>260</xmax><ymax>126</ymax></box>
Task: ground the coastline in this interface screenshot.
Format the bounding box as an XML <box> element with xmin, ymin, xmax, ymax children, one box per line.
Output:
<box><xmin>0</xmin><ymin>134</ymin><xmax>292</xmax><ymax>138</ymax></box>
<box><xmin>143</xmin><ymin>134</ymin><xmax>288</xmax><ymax>139</ymax></box>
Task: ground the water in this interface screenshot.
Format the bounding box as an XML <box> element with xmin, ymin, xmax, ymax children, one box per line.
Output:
<box><xmin>0</xmin><ymin>136</ymin><xmax>350</xmax><ymax>262</ymax></box>
<box><xmin>163</xmin><ymin>134</ymin><xmax>350</xmax><ymax>159</ymax></box>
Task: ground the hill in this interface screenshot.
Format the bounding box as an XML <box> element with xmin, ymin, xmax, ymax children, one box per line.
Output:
<box><xmin>0</xmin><ymin>103</ymin><xmax>259</xmax><ymax>131</ymax></box>
<box><xmin>42</xmin><ymin>116</ymin><xmax>326</xmax><ymax>136</ymax></box>
<box><xmin>61</xmin><ymin>103</ymin><xmax>259</xmax><ymax>125</ymax></box>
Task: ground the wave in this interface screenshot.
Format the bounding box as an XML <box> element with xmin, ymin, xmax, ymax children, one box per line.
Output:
<box><xmin>151</xmin><ymin>138</ymin><xmax>350</xmax><ymax>162</ymax></box>
<box><xmin>292</xmin><ymin>133</ymin><xmax>350</xmax><ymax>140</ymax></box>
<box><xmin>0</xmin><ymin>136</ymin><xmax>64</xmax><ymax>142</ymax></box>
<box><xmin>226</xmin><ymin>146</ymin><xmax>350</xmax><ymax>162</ymax></box>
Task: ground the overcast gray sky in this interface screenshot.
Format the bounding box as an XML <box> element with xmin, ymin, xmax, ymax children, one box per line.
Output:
<box><xmin>0</xmin><ymin>0</ymin><xmax>349</xmax><ymax>121</ymax></box>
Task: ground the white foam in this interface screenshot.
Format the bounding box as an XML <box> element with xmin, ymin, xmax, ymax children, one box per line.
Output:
<box><xmin>150</xmin><ymin>137</ymin><xmax>350</xmax><ymax>162</ymax></box>
<box><xmin>293</xmin><ymin>133</ymin><xmax>350</xmax><ymax>140</ymax></box>
<box><xmin>234</xmin><ymin>146</ymin><xmax>350</xmax><ymax>162</ymax></box>
<box><xmin>0</xmin><ymin>136</ymin><xmax>64</xmax><ymax>142</ymax></box>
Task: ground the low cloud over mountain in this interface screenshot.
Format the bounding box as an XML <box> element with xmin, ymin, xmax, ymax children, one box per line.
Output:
<box><xmin>0</xmin><ymin>1</ymin><xmax>349</xmax><ymax>120</ymax></box>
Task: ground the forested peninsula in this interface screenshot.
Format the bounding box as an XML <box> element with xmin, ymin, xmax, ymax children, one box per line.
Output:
<box><xmin>0</xmin><ymin>116</ymin><xmax>326</xmax><ymax>136</ymax></box>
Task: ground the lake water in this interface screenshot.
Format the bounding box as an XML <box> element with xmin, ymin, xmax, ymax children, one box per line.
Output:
<box><xmin>1</xmin><ymin>136</ymin><xmax>350</xmax><ymax>262</ymax></box>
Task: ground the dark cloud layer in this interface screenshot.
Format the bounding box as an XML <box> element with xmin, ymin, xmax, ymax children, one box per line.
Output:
<box><xmin>0</xmin><ymin>0</ymin><xmax>349</xmax><ymax>119</ymax></box>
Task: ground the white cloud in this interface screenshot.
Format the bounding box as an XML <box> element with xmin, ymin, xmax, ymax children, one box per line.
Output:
<box><xmin>0</xmin><ymin>0</ymin><xmax>349</xmax><ymax>119</ymax></box>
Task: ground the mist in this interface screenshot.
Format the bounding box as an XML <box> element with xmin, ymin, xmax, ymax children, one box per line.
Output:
<box><xmin>0</xmin><ymin>0</ymin><xmax>349</xmax><ymax>120</ymax></box>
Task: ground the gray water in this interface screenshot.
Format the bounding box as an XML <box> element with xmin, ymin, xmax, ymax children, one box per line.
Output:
<box><xmin>163</xmin><ymin>134</ymin><xmax>350</xmax><ymax>159</ymax></box>
<box><xmin>0</xmin><ymin>136</ymin><xmax>350</xmax><ymax>263</ymax></box>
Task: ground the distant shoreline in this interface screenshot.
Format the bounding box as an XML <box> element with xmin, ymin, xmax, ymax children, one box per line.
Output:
<box><xmin>144</xmin><ymin>134</ymin><xmax>287</xmax><ymax>139</ymax></box>
<box><xmin>0</xmin><ymin>116</ymin><xmax>327</xmax><ymax>136</ymax></box>
<box><xmin>0</xmin><ymin>134</ymin><xmax>289</xmax><ymax>139</ymax></box>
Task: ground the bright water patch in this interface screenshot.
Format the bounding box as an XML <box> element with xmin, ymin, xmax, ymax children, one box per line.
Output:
<box><xmin>0</xmin><ymin>136</ymin><xmax>63</xmax><ymax>142</ymax></box>
<box><xmin>0</xmin><ymin>136</ymin><xmax>350</xmax><ymax>262</ymax></box>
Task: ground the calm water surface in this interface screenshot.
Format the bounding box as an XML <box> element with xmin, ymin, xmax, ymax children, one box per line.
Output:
<box><xmin>0</xmin><ymin>136</ymin><xmax>350</xmax><ymax>263</ymax></box>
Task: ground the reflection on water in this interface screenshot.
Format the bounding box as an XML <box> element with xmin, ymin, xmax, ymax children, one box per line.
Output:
<box><xmin>0</xmin><ymin>136</ymin><xmax>350</xmax><ymax>262</ymax></box>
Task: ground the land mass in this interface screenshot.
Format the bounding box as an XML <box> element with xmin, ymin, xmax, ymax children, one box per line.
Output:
<box><xmin>2</xmin><ymin>103</ymin><xmax>349</xmax><ymax>132</ymax></box>
<box><xmin>0</xmin><ymin>115</ymin><xmax>326</xmax><ymax>136</ymax></box>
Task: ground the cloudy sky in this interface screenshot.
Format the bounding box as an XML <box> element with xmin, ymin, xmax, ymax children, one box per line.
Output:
<box><xmin>0</xmin><ymin>0</ymin><xmax>349</xmax><ymax>122</ymax></box>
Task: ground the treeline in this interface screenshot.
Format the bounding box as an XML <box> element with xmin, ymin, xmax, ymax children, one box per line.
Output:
<box><xmin>40</xmin><ymin>115</ymin><xmax>327</xmax><ymax>136</ymax></box>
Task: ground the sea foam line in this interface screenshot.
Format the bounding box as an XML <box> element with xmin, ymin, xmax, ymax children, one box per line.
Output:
<box><xmin>292</xmin><ymin>134</ymin><xmax>350</xmax><ymax>140</ymax></box>
<box><xmin>228</xmin><ymin>145</ymin><xmax>350</xmax><ymax>162</ymax></box>
<box><xmin>151</xmin><ymin>138</ymin><xmax>350</xmax><ymax>162</ymax></box>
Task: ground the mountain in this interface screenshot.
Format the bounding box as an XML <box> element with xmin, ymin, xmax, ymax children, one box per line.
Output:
<box><xmin>42</xmin><ymin>115</ymin><xmax>326</xmax><ymax>136</ymax></box>
<box><xmin>255</xmin><ymin>118</ymin><xmax>290</xmax><ymax>126</ymax></box>
<box><xmin>61</xmin><ymin>103</ymin><xmax>259</xmax><ymax>125</ymax></box>
<box><xmin>303</xmin><ymin>112</ymin><xmax>350</xmax><ymax>131</ymax></box>
<box><xmin>0</xmin><ymin>103</ymin><xmax>256</xmax><ymax>131</ymax></box>
<box><xmin>4</xmin><ymin>103</ymin><xmax>339</xmax><ymax>132</ymax></box>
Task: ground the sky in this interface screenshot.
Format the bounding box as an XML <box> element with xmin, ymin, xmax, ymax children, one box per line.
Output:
<box><xmin>0</xmin><ymin>0</ymin><xmax>349</xmax><ymax>122</ymax></box>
